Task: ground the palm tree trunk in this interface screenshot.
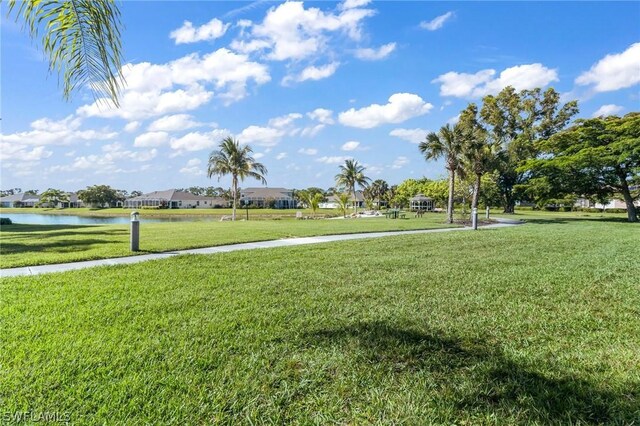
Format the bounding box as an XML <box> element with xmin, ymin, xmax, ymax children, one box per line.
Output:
<box><xmin>472</xmin><ymin>173</ymin><xmax>481</xmax><ymax>210</ymax></box>
<box><xmin>447</xmin><ymin>169</ymin><xmax>455</xmax><ymax>224</ymax></box>
<box><xmin>353</xmin><ymin>187</ymin><xmax>358</xmax><ymax>214</ymax></box>
<box><xmin>232</xmin><ymin>175</ymin><xmax>237</xmax><ymax>221</ymax></box>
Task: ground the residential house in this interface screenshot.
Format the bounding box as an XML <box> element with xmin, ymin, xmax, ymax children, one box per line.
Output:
<box><xmin>575</xmin><ymin>197</ymin><xmax>639</xmax><ymax>210</ymax></box>
<box><xmin>320</xmin><ymin>191</ymin><xmax>365</xmax><ymax>209</ymax></box>
<box><xmin>0</xmin><ymin>193</ymin><xmax>41</xmax><ymax>208</ymax></box>
<box><xmin>240</xmin><ymin>187</ymin><xmax>295</xmax><ymax>209</ymax></box>
<box><xmin>124</xmin><ymin>189</ymin><xmax>228</xmax><ymax>209</ymax></box>
<box><xmin>57</xmin><ymin>193</ymin><xmax>85</xmax><ymax>208</ymax></box>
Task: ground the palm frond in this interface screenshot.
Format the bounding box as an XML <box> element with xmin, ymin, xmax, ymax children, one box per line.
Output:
<box><xmin>9</xmin><ymin>0</ymin><xmax>125</xmax><ymax>106</ymax></box>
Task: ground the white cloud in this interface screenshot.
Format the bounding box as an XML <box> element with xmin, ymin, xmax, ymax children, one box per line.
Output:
<box><xmin>78</xmin><ymin>84</ymin><xmax>214</xmax><ymax>120</ymax></box>
<box><xmin>253</xmin><ymin>152</ymin><xmax>265</xmax><ymax>159</ymax></box>
<box><xmin>268</xmin><ymin>113</ymin><xmax>303</xmax><ymax>128</ymax></box>
<box><xmin>316</xmin><ymin>155</ymin><xmax>351</xmax><ymax>164</ymax></box>
<box><xmin>298</xmin><ymin>148</ymin><xmax>318</xmax><ymax>155</ymax></box>
<box><xmin>391</xmin><ymin>156</ymin><xmax>409</xmax><ymax>169</ymax></box>
<box><xmin>592</xmin><ymin>104</ymin><xmax>624</xmax><ymax>117</ymax></box>
<box><xmin>236</xmin><ymin>125</ymin><xmax>285</xmax><ymax>147</ymax></box>
<box><xmin>170</xmin><ymin>18</ymin><xmax>230</xmax><ymax>44</ymax></box>
<box><xmin>447</xmin><ymin>114</ymin><xmax>461</xmax><ymax>125</ymax></box>
<box><xmin>432</xmin><ymin>63</ymin><xmax>559</xmax><ymax>98</ymax></box>
<box><xmin>148</xmin><ymin>114</ymin><xmax>202</xmax><ymax>132</ymax></box>
<box><xmin>300</xmin><ymin>124</ymin><xmax>325</xmax><ymax>137</ymax></box>
<box><xmin>77</xmin><ymin>48</ymin><xmax>270</xmax><ymax>119</ymax></box>
<box><xmin>341</xmin><ymin>141</ymin><xmax>360</xmax><ymax>151</ymax></box>
<box><xmin>179</xmin><ymin>158</ymin><xmax>204</xmax><ymax>176</ymax></box>
<box><xmin>338</xmin><ymin>93</ymin><xmax>433</xmax><ymax>128</ymax></box>
<box><xmin>340</xmin><ymin>0</ymin><xmax>371</xmax><ymax>10</ymax></box>
<box><xmin>307</xmin><ymin>108</ymin><xmax>334</xmax><ymax>124</ymax></box>
<box><xmin>275</xmin><ymin>152</ymin><xmax>288</xmax><ymax>160</ymax></box>
<box><xmin>0</xmin><ymin>144</ymin><xmax>52</xmax><ymax>161</ymax></box>
<box><xmin>354</xmin><ymin>42</ymin><xmax>396</xmax><ymax>60</ymax></box>
<box><xmin>389</xmin><ymin>128</ymin><xmax>428</xmax><ymax>144</ymax></box>
<box><xmin>285</xmin><ymin>62</ymin><xmax>340</xmax><ymax>84</ymax></box>
<box><xmin>49</xmin><ymin>144</ymin><xmax>157</xmax><ymax>175</ymax></box>
<box><xmin>235</xmin><ymin>1</ymin><xmax>375</xmax><ymax>61</ymax></box>
<box><xmin>124</xmin><ymin>121</ymin><xmax>141</xmax><ymax>132</ymax></box>
<box><xmin>170</xmin><ymin>129</ymin><xmax>231</xmax><ymax>153</ymax></box>
<box><xmin>576</xmin><ymin>43</ymin><xmax>640</xmax><ymax>92</ymax></box>
<box><xmin>134</xmin><ymin>131</ymin><xmax>169</xmax><ymax>148</ymax></box>
<box><xmin>420</xmin><ymin>11</ymin><xmax>454</xmax><ymax>31</ymax></box>
<box><xmin>1</xmin><ymin>115</ymin><xmax>117</xmax><ymax>146</ymax></box>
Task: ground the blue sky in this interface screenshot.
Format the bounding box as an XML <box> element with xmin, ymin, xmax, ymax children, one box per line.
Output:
<box><xmin>2</xmin><ymin>1</ymin><xmax>639</xmax><ymax>193</ymax></box>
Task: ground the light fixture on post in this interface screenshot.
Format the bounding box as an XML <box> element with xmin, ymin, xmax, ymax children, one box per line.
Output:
<box><xmin>130</xmin><ymin>211</ymin><xmax>140</xmax><ymax>251</ymax></box>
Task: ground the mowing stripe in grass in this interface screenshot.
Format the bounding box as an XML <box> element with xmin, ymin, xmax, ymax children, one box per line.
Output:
<box><xmin>0</xmin><ymin>222</ymin><xmax>520</xmax><ymax>277</ymax></box>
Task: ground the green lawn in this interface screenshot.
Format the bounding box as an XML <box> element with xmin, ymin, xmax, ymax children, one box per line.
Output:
<box><xmin>1</xmin><ymin>217</ymin><xmax>638</xmax><ymax>424</ymax></box>
<box><xmin>0</xmin><ymin>206</ymin><xmax>333</xmax><ymax>218</ymax></box>
<box><xmin>0</xmin><ymin>216</ymin><xmax>456</xmax><ymax>268</ymax></box>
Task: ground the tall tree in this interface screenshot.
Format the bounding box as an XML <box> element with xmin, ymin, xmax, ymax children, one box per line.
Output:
<box><xmin>458</xmin><ymin>103</ymin><xmax>496</xmax><ymax>214</ymax></box>
<box><xmin>335</xmin><ymin>159</ymin><xmax>370</xmax><ymax>214</ymax></box>
<box><xmin>524</xmin><ymin>113</ymin><xmax>640</xmax><ymax>222</ymax></box>
<box><xmin>479</xmin><ymin>87</ymin><xmax>578</xmax><ymax>213</ymax></box>
<box><xmin>419</xmin><ymin>124</ymin><xmax>465</xmax><ymax>223</ymax></box>
<box><xmin>207</xmin><ymin>137</ymin><xmax>267</xmax><ymax>221</ymax></box>
<box><xmin>8</xmin><ymin>0</ymin><xmax>125</xmax><ymax>106</ymax></box>
<box><xmin>367</xmin><ymin>179</ymin><xmax>389</xmax><ymax>209</ymax></box>
<box><xmin>38</xmin><ymin>188</ymin><xmax>69</xmax><ymax>208</ymax></box>
<box><xmin>77</xmin><ymin>185</ymin><xmax>118</xmax><ymax>208</ymax></box>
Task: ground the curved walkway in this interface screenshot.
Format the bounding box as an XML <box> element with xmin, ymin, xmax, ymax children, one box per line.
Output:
<box><xmin>1</xmin><ymin>219</ymin><xmax>523</xmax><ymax>278</ymax></box>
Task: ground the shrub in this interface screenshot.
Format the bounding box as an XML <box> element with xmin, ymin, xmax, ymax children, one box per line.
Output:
<box><xmin>0</xmin><ymin>217</ymin><xmax>13</xmax><ymax>225</ymax></box>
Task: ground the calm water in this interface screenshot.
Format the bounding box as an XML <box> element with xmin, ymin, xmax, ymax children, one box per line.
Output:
<box><xmin>0</xmin><ymin>213</ymin><xmax>219</xmax><ymax>225</ymax></box>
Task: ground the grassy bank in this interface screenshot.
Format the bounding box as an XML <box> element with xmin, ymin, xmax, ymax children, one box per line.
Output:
<box><xmin>1</xmin><ymin>218</ymin><xmax>638</xmax><ymax>424</ymax></box>
<box><xmin>0</xmin><ymin>216</ymin><xmax>456</xmax><ymax>268</ymax></box>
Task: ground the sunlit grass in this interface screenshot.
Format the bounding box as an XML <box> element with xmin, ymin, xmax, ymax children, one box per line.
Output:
<box><xmin>0</xmin><ymin>215</ymin><xmax>456</xmax><ymax>268</ymax></box>
<box><xmin>1</xmin><ymin>218</ymin><xmax>638</xmax><ymax>424</ymax></box>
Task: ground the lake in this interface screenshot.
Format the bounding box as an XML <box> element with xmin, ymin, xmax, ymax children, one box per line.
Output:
<box><xmin>0</xmin><ymin>213</ymin><xmax>219</xmax><ymax>225</ymax></box>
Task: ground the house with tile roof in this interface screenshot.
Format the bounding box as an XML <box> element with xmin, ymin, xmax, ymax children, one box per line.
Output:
<box><xmin>0</xmin><ymin>192</ymin><xmax>41</xmax><ymax>208</ymax></box>
<box><xmin>239</xmin><ymin>187</ymin><xmax>295</xmax><ymax>209</ymax></box>
<box><xmin>123</xmin><ymin>189</ymin><xmax>228</xmax><ymax>209</ymax></box>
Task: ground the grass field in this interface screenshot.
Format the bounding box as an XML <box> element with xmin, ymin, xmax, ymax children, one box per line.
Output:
<box><xmin>1</xmin><ymin>216</ymin><xmax>638</xmax><ymax>424</ymax></box>
<box><xmin>0</xmin><ymin>207</ymin><xmax>330</xmax><ymax>218</ymax></box>
<box><xmin>0</xmin><ymin>215</ymin><xmax>457</xmax><ymax>268</ymax></box>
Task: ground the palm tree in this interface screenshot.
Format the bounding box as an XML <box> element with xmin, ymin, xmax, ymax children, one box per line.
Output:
<box><xmin>207</xmin><ymin>137</ymin><xmax>267</xmax><ymax>221</ymax></box>
<box><xmin>419</xmin><ymin>124</ymin><xmax>465</xmax><ymax>224</ymax></box>
<box><xmin>369</xmin><ymin>179</ymin><xmax>389</xmax><ymax>209</ymax></box>
<box><xmin>337</xmin><ymin>193</ymin><xmax>351</xmax><ymax>218</ymax></box>
<box><xmin>459</xmin><ymin>104</ymin><xmax>497</xmax><ymax>223</ymax></box>
<box><xmin>335</xmin><ymin>159</ymin><xmax>370</xmax><ymax>214</ymax></box>
<box><xmin>8</xmin><ymin>0</ymin><xmax>125</xmax><ymax>106</ymax></box>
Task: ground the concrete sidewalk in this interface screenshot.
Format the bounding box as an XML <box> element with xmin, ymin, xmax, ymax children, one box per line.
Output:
<box><xmin>1</xmin><ymin>220</ymin><xmax>523</xmax><ymax>278</ymax></box>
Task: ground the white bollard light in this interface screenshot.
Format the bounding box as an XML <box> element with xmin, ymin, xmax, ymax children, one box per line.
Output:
<box><xmin>130</xmin><ymin>211</ymin><xmax>140</xmax><ymax>251</ymax></box>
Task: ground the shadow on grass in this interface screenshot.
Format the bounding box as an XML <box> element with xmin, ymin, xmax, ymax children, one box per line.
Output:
<box><xmin>521</xmin><ymin>216</ymin><xmax>633</xmax><ymax>225</ymax></box>
<box><xmin>0</xmin><ymin>238</ymin><xmax>122</xmax><ymax>255</ymax></box>
<box><xmin>302</xmin><ymin>322</ymin><xmax>638</xmax><ymax>424</ymax></box>
<box><xmin>0</xmin><ymin>224</ymin><xmax>104</xmax><ymax>233</ymax></box>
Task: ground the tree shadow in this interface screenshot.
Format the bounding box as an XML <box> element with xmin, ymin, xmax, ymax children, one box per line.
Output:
<box><xmin>0</xmin><ymin>238</ymin><xmax>122</xmax><ymax>255</ymax></box>
<box><xmin>521</xmin><ymin>216</ymin><xmax>633</xmax><ymax>225</ymax></box>
<box><xmin>0</xmin><ymin>224</ymin><xmax>105</xmax><ymax>233</ymax></box>
<box><xmin>301</xmin><ymin>322</ymin><xmax>638</xmax><ymax>424</ymax></box>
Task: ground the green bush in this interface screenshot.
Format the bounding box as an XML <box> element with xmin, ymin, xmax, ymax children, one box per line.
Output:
<box><xmin>0</xmin><ymin>217</ymin><xmax>13</xmax><ymax>225</ymax></box>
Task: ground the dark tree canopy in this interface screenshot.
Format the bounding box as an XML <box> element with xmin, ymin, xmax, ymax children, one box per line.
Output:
<box><xmin>479</xmin><ymin>87</ymin><xmax>579</xmax><ymax>213</ymax></box>
<box><xmin>523</xmin><ymin>113</ymin><xmax>640</xmax><ymax>222</ymax></box>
